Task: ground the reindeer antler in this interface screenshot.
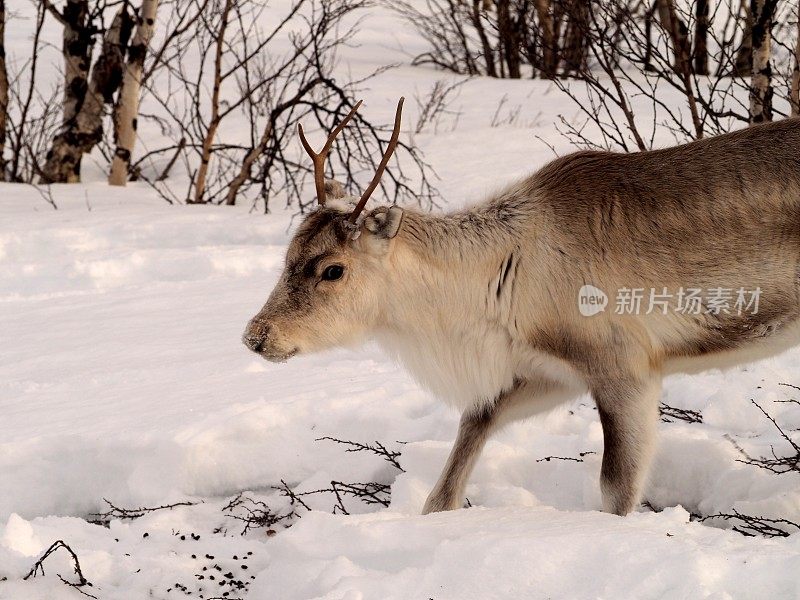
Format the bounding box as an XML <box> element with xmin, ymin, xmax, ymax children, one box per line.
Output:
<box><xmin>348</xmin><ymin>97</ymin><xmax>405</xmax><ymax>225</ymax></box>
<box><xmin>298</xmin><ymin>100</ymin><xmax>363</xmax><ymax>206</ymax></box>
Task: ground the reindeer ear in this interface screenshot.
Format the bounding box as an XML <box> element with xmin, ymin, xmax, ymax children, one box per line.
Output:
<box><xmin>363</xmin><ymin>206</ymin><xmax>404</xmax><ymax>239</ymax></box>
<box><xmin>324</xmin><ymin>179</ymin><xmax>346</xmax><ymax>200</ymax></box>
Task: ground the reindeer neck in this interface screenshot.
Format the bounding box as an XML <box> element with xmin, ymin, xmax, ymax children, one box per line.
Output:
<box><xmin>395</xmin><ymin>192</ymin><xmax>530</xmax><ymax>265</ymax></box>
<box><xmin>380</xmin><ymin>190</ymin><xmax>533</xmax><ymax>330</ymax></box>
<box><xmin>375</xmin><ymin>193</ymin><xmax>534</xmax><ymax>408</ymax></box>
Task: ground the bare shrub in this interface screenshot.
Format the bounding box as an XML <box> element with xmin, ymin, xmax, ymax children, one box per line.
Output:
<box><xmin>412</xmin><ymin>78</ymin><xmax>467</xmax><ymax>135</ymax></box>
<box><xmin>393</xmin><ymin>0</ymin><xmax>592</xmax><ymax>79</ymax></box>
<box><xmin>704</xmin><ymin>387</ymin><xmax>800</xmax><ymax>538</ymax></box>
<box><xmin>393</xmin><ymin>0</ymin><xmax>486</xmax><ymax>75</ymax></box>
<box><xmin>736</xmin><ymin>397</ymin><xmax>800</xmax><ymax>475</ymax></box>
<box><xmin>137</xmin><ymin>0</ymin><xmax>438</xmax><ymax>212</ymax></box>
<box><xmin>218</xmin><ymin>436</ymin><xmax>405</xmax><ymax>536</ymax></box>
<box><xmin>552</xmin><ymin>1</ymin><xmax>800</xmax><ymax>153</ymax></box>
<box><xmin>3</xmin><ymin>3</ymin><xmax>61</xmax><ymax>183</ymax></box>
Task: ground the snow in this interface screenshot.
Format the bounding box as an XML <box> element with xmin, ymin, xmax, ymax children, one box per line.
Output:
<box><xmin>250</xmin><ymin>506</ymin><xmax>800</xmax><ymax>600</ymax></box>
<box><xmin>2</xmin><ymin>2</ymin><xmax>800</xmax><ymax>599</ymax></box>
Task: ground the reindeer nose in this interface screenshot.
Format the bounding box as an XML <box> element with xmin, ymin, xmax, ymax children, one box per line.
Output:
<box><xmin>243</xmin><ymin>321</ymin><xmax>271</xmax><ymax>353</ymax></box>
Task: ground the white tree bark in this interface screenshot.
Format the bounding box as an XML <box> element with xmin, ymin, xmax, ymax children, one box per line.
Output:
<box><xmin>42</xmin><ymin>6</ymin><xmax>132</xmax><ymax>183</ymax></box>
<box><xmin>41</xmin><ymin>0</ymin><xmax>94</xmax><ymax>183</ymax></box>
<box><xmin>109</xmin><ymin>0</ymin><xmax>159</xmax><ymax>186</ymax></box>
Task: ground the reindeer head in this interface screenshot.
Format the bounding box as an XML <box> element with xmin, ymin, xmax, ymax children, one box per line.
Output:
<box><xmin>242</xmin><ymin>99</ymin><xmax>406</xmax><ymax>361</ymax></box>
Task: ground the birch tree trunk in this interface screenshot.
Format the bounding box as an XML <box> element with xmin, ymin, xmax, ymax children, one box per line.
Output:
<box><xmin>749</xmin><ymin>0</ymin><xmax>777</xmax><ymax>124</ymax></box>
<box><xmin>109</xmin><ymin>0</ymin><xmax>159</xmax><ymax>186</ymax></box>
<box><xmin>190</xmin><ymin>0</ymin><xmax>233</xmax><ymax>203</ymax></box>
<box><xmin>41</xmin><ymin>6</ymin><xmax>133</xmax><ymax>183</ymax></box>
<box><xmin>41</xmin><ymin>0</ymin><xmax>94</xmax><ymax>183</ymax></box>
<box><xmin>0</xmin><ymin>0</ymin><xmax>8</xmax><ymax>181</ymax></box>
<box><xmin>791</xmin><ymin>3</ymin><xmax>800</xmax><ymax>116</ymax></box>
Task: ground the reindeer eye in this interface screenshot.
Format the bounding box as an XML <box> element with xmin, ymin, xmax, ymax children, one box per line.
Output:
<box><xmin>321</xmin><ymin>265</ymin><xmax>345</xmax><ymax>281</ymax></box>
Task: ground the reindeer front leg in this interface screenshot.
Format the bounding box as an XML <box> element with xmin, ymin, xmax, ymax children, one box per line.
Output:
<box><xmin>591</xmin><ymin>374</ymin><xmax>662</xmax><ymax>515</ymax></box>
<box><xmin>422</xmin><ymin>402</ymin><xmax>496</xmax><ymax>514</ymax></box>
<box><xmin>422</xmin><ymin>378</ymin><xmax>579</xmax><ymax>514</ymax></box>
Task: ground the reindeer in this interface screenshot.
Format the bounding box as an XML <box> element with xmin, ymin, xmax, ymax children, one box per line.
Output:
<box><xmin>243</xmin><ymin>98</ymin><xmax>800</xmax><ymax>516</ymax></box>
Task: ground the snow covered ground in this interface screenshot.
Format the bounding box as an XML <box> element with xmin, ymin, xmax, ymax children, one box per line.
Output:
<box><xmin>2</xmin><ymin>2</ymin><xmax>800</xmax><ymax>599</ymax></box>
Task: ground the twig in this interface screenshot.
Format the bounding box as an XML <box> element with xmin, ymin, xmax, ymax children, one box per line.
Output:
<box><xmin>88</xmin><ymin>499</ymin><xmax>199</xmax><ymax>526</ymax></box>
<box><xmin>536</xmin><ymin>451</ymin><xmax>596</xmax><ymax>463</ymax></box>
<box><xmin>23</xmin><ymin>540</ymin><xmax>97</xmax><ymax>599</ymax></box>
<box><xmin>26</xmin><ymin>183</ymin><xmax>57</xmax><ymax>210</ymax></box>
<box><xmin>735</xmin><ymin>399</ymin><xmax>800</xmax><ymax>474</ymax></box>
<box><xmin>701</xmin><ymin>509</ymin><xmax>800</xmax><ymax>538</ymax></box>
<box><xmin>275</xmin><ymin>479</ymin><xmax>312</xmax><ymax>512</ymax></box>
<box><xmin>315</xmin><ymin>437</ymin><xmax>405</xmax><ymax>471</ymax></box>
<box><xmin>222</xmin><ymin>492</ymin><xmax>297</xmax><ymax>535</ymax></box>
<box><xmin>660</xmin><ymin>402</ymin><xmax>703</xmax><ymax>424</ymax></box>
<box><xmin>157</xmin><ymin>137</ymin><xmax>186</xmax><ymax>181</ymax></box>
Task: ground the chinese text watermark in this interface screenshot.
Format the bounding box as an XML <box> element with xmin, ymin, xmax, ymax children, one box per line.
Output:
<box><xmin>578</xmin><ymin>286</ymin><xmax>761</xmax><ymax>317</ymax></box>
